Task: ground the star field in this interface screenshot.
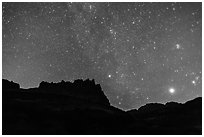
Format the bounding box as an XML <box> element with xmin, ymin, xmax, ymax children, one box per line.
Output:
<box><xmin>2</xmin><ymin>2</ymin><xmax>202</xmax><ymax>110</ymax></box>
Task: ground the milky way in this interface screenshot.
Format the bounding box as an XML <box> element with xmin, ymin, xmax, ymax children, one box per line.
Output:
<box><xmin>2</xmin><ymin>2</ymin><xmax>202</xmax><ymax>110</ymax></box>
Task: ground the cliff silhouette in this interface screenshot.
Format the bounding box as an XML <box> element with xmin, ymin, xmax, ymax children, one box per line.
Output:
<box><xmin>2</xmin><ymin>79</ymin><xmax>202</xmax><ymax>135</ymax></box>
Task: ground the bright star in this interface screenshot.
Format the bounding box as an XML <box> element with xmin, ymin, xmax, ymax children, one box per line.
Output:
<box><xmin>192</xmin><ymin>80</ymin><xmax>196</xmax><ymax>86</ymax></box>
<box><xmin>169</xmin><ymin>88</ymin><xmax>175</xmax><ymax>94</ymax></box>
<box><xmin>175</xmin><ymin>44</ymin><xmax>181</xmax><ymax>49</ymax></box>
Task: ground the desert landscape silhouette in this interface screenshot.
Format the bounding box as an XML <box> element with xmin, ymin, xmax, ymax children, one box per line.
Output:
<box><xmin>2</xmin><ymin>79</ymin><xmax>202</xmax><ymax>135</ymax></box>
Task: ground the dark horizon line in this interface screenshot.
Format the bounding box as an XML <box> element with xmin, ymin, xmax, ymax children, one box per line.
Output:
<box><xmin>2</xmin><ymin>78</ymin><xmax>202</xmax><ymax>112</ymax></box>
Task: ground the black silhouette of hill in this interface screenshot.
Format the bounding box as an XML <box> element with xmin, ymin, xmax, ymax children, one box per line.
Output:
<box><xmin>2</xmin><ymin>79</ymin><xmax>20</xmax><ymax>90</ymax></box>
<box><xmin>2</xmin><ymin>79</ymin><xmax>202</xmax><ymax>135</ymax></box>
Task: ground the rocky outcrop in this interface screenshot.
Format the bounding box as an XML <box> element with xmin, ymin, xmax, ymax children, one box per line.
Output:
<box><xmin>2</xmin><ymin>79</ymin><xmax>20</xmax><ymax>90</ymax></box>
<box><xmin>38</xmin><ymin>79</ymin><xmax>110</xmax><ymax>106</ymax></box>
<box><xmin>2</xmin><ymin>79</ymin><xmax>202</xmax><ymax>135</ymax></box>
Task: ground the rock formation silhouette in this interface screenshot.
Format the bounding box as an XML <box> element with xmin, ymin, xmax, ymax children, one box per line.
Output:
<box><xmin>2</xmin><ymin>79</ymin><xmax>20</xmax><ymax>90</ymax></box>
<box><xmin>2</xmin><ymin>79</ymin><xmax>202</xmax><ymax>135</ymax></box>
<box><xmin>38</xmin><ymin>79</ymin><xmax>110</xmax><ymax>106</ymax></box>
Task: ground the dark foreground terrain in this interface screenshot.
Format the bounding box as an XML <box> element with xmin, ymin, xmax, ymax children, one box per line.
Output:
<box><xmin>2</xmin><ymin>79</ymin><xmax>202</xmax><ymax>135</ymax></box>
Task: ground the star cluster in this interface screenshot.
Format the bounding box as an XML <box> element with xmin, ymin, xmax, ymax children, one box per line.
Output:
<box><xmin>2</xmin><ymin>2</ymin><xmax>202</xmax><ymax>110</ymax></box>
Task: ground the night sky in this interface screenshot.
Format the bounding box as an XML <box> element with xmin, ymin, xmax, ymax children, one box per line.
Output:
<box><xmin>2</xmin><ymin>2</ymin><xmax>202</xmax><ymax>110</ymax></box>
